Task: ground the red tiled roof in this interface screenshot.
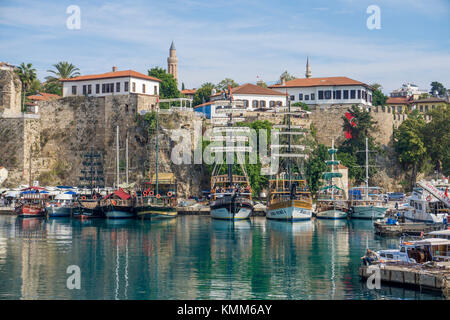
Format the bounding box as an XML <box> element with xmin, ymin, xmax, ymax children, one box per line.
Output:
<box><xmin>27</xmin><ymin>92</ymin><xmax>60</xmax><ymax>101</ymax></box>
<box><xmin>181</xmin><ymin>89</ymin><xmax>196</xmax><ymax>95</ymax></box>
<box><xmin>269</xmin><ymin>77</ymin><xmax>369</xmax><ymax>89</ymax></box>
<box><xmin>386</xmin><ymin>97</ymin><xmax>413</xmax><ymax>105</ymax></box>
<box><xmin>104</xmin><ymin>188</ymin><xmax>131</xmax><ymax>200</ymax></box>
<box><xmin>212</xmin><ymin>83</ymin><xmax>286</xmax><ymax>97</ymax></box>
<box><xmin>193</xmin><ymin>101</ymin><xmax>213</xmax><ymax>109</ymax></box>
<box><xmin>60</xmin><ymin>70</ymin><xmax>161</xmax><ymax>82</ymax></box>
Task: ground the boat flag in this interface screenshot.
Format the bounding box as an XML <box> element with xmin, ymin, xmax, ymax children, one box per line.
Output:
<box><xmin>445</xmin><ymin>187</ymin><xmax>448</xmax><ymax>198</ymax></box>
<box><xmin>344</xmin><ymin>111</ymin><xmax>356</xmax><ymax>139</ymax></box>
<box><xmin>228</xmin><ymin>84</ymin><xmax>234</xmax><ymax>101</ymax></box>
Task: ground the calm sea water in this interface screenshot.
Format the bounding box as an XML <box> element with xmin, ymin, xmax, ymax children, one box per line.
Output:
<box><xmin>0</xmin><ymin>215</ymin><xmax>444</xmax><ymax>300</ymax></box>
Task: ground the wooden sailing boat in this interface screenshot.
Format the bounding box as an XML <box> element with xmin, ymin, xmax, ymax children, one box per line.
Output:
<box><xmin>136</xmin><ymin>109</ymin><xmax>178</xmax><ymax>219</ymax></box>
<box><xmin>266</xmin><ymin>97</ymin><xmax>313</xmax><ymax>221</ymax></box>
<box><xmin>209</xmin><ymin>87</ymin><xmax>254</xmax><ymax>220</ymax></box>
<box><xmin>316</xmin><ymin>139</ymin><xmax>348</xmax><ymax>219</ymax></box>
<box><xmin>349</xmin><ymin>137</ymin><xmax>387</xmax><ymax>219</ymax></box>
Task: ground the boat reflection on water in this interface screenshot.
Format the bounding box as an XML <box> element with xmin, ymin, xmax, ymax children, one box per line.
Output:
<box><xmin>315</xmin><ymin>218</ymin><xmax>348</xmax><ymax>230</ymax></box>
<box><xmin>15</xmin><ymin>216</ymin><xmax>45</xmax><ymax>233</ymax></box>
<box><xmin>45</xmin><ymin>218</ymin><xmax>72</xmax><ymax>242</ymax></box>
<box><xmin>266</xmin><ymin>219</ymin><xmax>314</xmax><ymax>233</ymax></box>
<box><xmin>211</xmin><ymin>218</ymin><xmax>252</xmax><ymax>231</ymax></box>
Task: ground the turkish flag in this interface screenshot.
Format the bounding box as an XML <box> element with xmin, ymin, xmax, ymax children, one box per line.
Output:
<box><xmin>445</xmin><ymin>187</ymin><xmax>448</xmax><ymax>198</ymax></box>
<box><xmin>345</xmin><ymin>129</ymin><xmax>352</xmax><ymax>139</ymax></box>
<box><xmin>345</xmin><ymin>112</ymin><xmax>356</xmax><ymax>127</ymax></box>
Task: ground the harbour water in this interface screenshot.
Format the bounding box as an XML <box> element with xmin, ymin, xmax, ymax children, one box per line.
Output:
<box><xmin>0</xmin><ymin>215</ymin><xmax>444</xmax><ymax>300</ymax></box>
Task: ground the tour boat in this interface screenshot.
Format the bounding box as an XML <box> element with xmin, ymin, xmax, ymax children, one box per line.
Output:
<box><xmin>15</xmin><ymin>187</ymin><xmax>46</xmax><ymax>218</ymax></box>
<box><xmin>136</xmin><ymin>173</ymin><xmax>178</xmax><ymax>219</ymax></box>
<box><xmin>102</xmin><ymin>188</ymin><xmax>136</xmax><ymax>219</ymax></box>
<box><xmin>45</xmin><ymin>192</ymin><xmax>76</xmax><ymax>217</ymax></box>
<box><xmin>208</xmin><ymin>92</ymin><xmax>253</xmax><ymax>220</ymax></box>
<box><xmin>75</xmin><ymin>192</ymin><xmax>104</xmax><ymax>219</ymax></box>
<box><xmin>403</xmin><ymin>180</ymin><xmax>449</xmax><ymax>224</ymax></box>
<box><xmin>266</xmin><ymin>99</ymin><xmax>312</xmax><ymax>221</ymax></box>
<box><xmin>316</xmin><ymin>140</ymin><xmax>348</xmax><ymax>220</ymax></box>
<box><xmin>349</xmin><ymin>138</ymin><xmax>388</xmax><ymax>220</ymax></box>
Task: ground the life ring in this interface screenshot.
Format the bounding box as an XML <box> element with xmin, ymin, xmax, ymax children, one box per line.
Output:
<box><xmin>143</xmin><ymin>191</ymin><xmax>148</xmax><ymax>197</ymax></box>
<box><xmin>111</xmin><ymin>200</ymin><xmax>116</xmax><ymax>206</ymax></box>
<box><xmin>92</xmin><ymin>195</ymin><xmax>97</xmax><ymax>200</ymax></box>
<box><xmin>149</xmin><ymin>191</ymin><xmax>154</xmax><ymax>196</ymax></box>
<box><xmin>81</xmin><ymin>196</ymin><xmax>87</xmax><ymax>200</ymax></box>
<box><xmin>426</xmin><ymin>195</ymin><xmax>432</xmax><ymax>202</ymax></box>
<box><xmin>156</xmin><ymin>194</ymin><xmax>161</xmax><ymax>199</ymax></box>
<box><xmin>167</xmin><ymin>191</ymin><xmax>173</xmax><ymax>197</ymax></box>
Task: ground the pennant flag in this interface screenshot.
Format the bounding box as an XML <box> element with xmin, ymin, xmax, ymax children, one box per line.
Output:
<box><xmin>228</xmin><ymin>84</ymin><xmax>234</xmax><ymax>101</ymax></box>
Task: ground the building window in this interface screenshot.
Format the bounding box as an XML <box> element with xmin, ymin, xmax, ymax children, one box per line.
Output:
<box><xmin>243</xmin><ymin>100</ymin><xmax>249</xmax><ymax>107</ymax></box>
<box><xmin>124</xmin><ymin>82</ymin><xmax>129</xmax><ymax>92</ymax></box>
<box><xmin>252</xmin><ymin>100</ymin><xmax>259</xmax><ymax>108</ymax></box>
<box><xmin>116</xmin><ymin>82</ymin><xmax>120</xmax><ymax>92</ymax></box>
<box><xmin>72</xmin><ymin>86</ymin><xmax>77</xmax><ymax>95</ymax></box>
<box><xmin>336</xmin><ymin>90</ymin><xmax>341</xmax><ymax>99</ymax></box>
<box><xmin>110</xmin><ymin>83</ymin><xmax>114</xmax><ymax>93</ymax></box>
<box><xmin>88</xmin><ymin>85</ymin><xmax>92</xmax><ymax>95</ymax></box>
<box><xmin>425</xmin><ymin>105</ymin><xmax>428</xmax><ymax>112</ymax></box>
<box><xmin>431</xmin><ymin>105</ymin><xmax>435</xmax><ymax>109</ymax></box>
<box><xmin>310</xmin><ymin>93</ymin><xmax>315</xmax><ymax>100</ymax></box>
<box><xmin>333</xmin><ymin>91</ymin><xmax>336</xmax><ymax>99</ymax></box>
<box><xmin>142</xmin><ymin>84</ymin><xmax>146</xmax><ymax>93</ymax></box>
<box><xmin>102</xmin><ymin>84</ymin><xmax>106</xmax><ymax>93</ymax></box>
<box><xmin>350</xmin><ymin>90</ymin><xmax>356</xmax><ymax>99</ymax></box>
<box><xmin>397</xmin><ymin>106</ymin><xmax>402</xmax><ymax>113</ymax></box>
<box><xmin>132</xmin><ymin>82</ymin><xmax>136</xmax><ymax>92</ymax></box>
<box><xmin>96</xmin><ymin>84</ymin><xmax>100</xmax><ymax>94</ymax></box>
<box><xmin>343</xmin><ymin>90</ymin><xmax>349</xmax><ymax>99</ymax></box>
<box><xmin>299</xmin><ymin>93</ymin><xmax>303</xmax><ymax>100</ymax></box>
<box><xmin>154</xmin><ymin>86</ymin><xmax>158</xmax><ymax>95</ymax></box>
<box><xmin>260</xmin><ymin>100</ymin><xmax>266</xmax><ymax>108</ymax></box>
<box><xmin>318</xmin><ymin>91</ymin><xmax>324</xmax><ymax>100</ymax></box>
<box><xmin>358</xmin><ymin>90</ymin><xmax>361</xmax><ymax>99</ymax></box>
<box><xmin>305</xmin><ymin>95</ymin><xmax>309</xmax><ymax>101</ymax></box>
<box><xmin>290</xmin><ymin>95</ymin><xmax>295</xmax><ymax>101</ymax></box>
<box><xmin>324</xmin><ymin>90</ymin><xmax>331</xmax><ymax>99</ymax></box>
<box><xmin>82</xmin><ymin>85</ymin><xmax>87</xmax><ymax>95</ymax></box>
<box><xmin>269</xmin><ymin>101</ymin><xmax>275</xmax><ymax>107</ymax></box>
<box><xmin>369</xmin><ymin>94</ymin><xmax>372</xmax><ymax>103</ymax></box>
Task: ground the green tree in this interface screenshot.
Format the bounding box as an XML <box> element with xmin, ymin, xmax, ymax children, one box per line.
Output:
<box><xmin>256</xmin><ymin>80</ymin><xmax>267</xmax><ymax>88</ymax></box>
<box><xmin>423</xmin><ymin>104</ymin><xmax>450</xmax><ymax>175</ymax></box>
<box><xmin>393</xmin><ymin>112</ymin><xmax>428</xmax><ymax>187</ymax></box>
<box><xmin>43</xmin><ymin>81</ymin><xmax>62</xmax><ymax>96</ymax></box>
<box><xmin>430</xmin><ymin>81</ymin><xmax>446</xmax><ymax>96</ymax></box>
<box><xmin>29</xmin><ymin>79</ymin><xmax>42</xmax><ymax>95</ymax></box>
<box><xmin>148</xmin><ymin>67</ymin><xmax>180</xmax><ymax>99</ymax></box>
<box><xmin>370</xmin><ymin>83</ymin><xmax>388</xmax><ymax>106</ymax></box>
<box><xmin>419</xmin><ymin>93</ymin><xmax>430</xmax><ymax>99</ymax></box>
<box><xmin>279</xmin><ymin>70</ymin><xmax>296</xmax><ymax>82</ymax></box>
<box><xmin>192</xmin><ymin>82</ymin><xmax>217</xmax><ymax>107</ymax></box>
<box><xmin>181</xmin><ymin>82</ymin><xmax>185</xmax><ymax>90</ymax></box>
<box><xmin>15</xmin><ymin>62</ymin><xmax>37</xmax><ymax>111</ymax></box>
<box><xmin>292</xmin><ymin>102</ymin><xmax>310</xmax><ymax>111</ymax></box>
<box><xmin>216</xmin><ymin>78</ymin><xmax>239</xmax><ymax>92</ymax></box>
<box><xmin>45</xmin><ymin>61</ymin><xmax>80</xmax><ymax>97</ymax></box>
<box><xmin>305</xmin><ymin>144</ymin><xmax>328</xmax><ymax>195</ymax></box>
<box><xmin>339</xmin><ymin>105</ymin><xmax>379</xmax><ymax>183</ymax></box>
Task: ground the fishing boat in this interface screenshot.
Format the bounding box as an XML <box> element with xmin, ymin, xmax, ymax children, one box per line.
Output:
<box><xmin>101</xmin><ymin>188</ymin><xmax>136</xmax><ymax>219</ymax></box>
<box><xmin>45</xmin><ymin>191</ymin><xmax>76</xmax><ymax>217</ymax></box>
<box><xmin>316</xmin><ymin>140</ymin><xmax>348</xmax><ymax>220</ymax></box>
<box><xmin>136</xmin><ymin>173</ymin><xmax>178</xmax><ymax>219</ymax></box>
<box><xmin>266</xmin><ymin>98</ymin><xmax>312</xmax><ymax>221</ymax></box>
<box><xmin>349</xmin><ymin>138</ymin><xmax>388</xmax><ymax>220</ymax></box>
<box><xmin>15</xmin><ymin>187</ymin><xmax>46</xmax><ymax>218</ymax></box>
<box><xmin>403</xmin><ymin>180</ymin><xmax>449</xmax><ymax>224</ymax></box>
<box><xmin>208</xmin><ymin>89</ymin><xmax>254</xmax><ymax>220</ymax></box>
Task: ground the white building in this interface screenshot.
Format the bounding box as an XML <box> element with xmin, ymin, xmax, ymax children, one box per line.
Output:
<box><xmin>390</xmin><ymin>83</ymin><xmax>427</xmax><ymax>99</ymax></box>
<box><xmin>269</xmin><ymin>76</ymin><xmax>373</xmax><ymax>108</ymax></box>
<box><xmin>60</xmin><ymin>67</ymin><xmax>161</xmax><ymax>98</ymax></box>
<box><xmin>210</xmin><ymin>83</ymin><xmax>286</xmax><ymax>110</ymax></box>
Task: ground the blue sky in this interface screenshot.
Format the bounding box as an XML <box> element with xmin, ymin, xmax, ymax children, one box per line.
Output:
<box><xmin>0</xmin><ymin>0</ymin><xmax>449</xmax><ymax>93</ymax></box>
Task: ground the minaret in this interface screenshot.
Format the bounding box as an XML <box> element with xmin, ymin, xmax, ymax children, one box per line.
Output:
<box><xmin>167</xmin><ymin>41</ymin><xmax>178</xmax><ymax>82</ymax></box>
<box><xmin>305</xmin><ymin>56</ymin><xmax>312</xmax><ymax>79</ymax></box>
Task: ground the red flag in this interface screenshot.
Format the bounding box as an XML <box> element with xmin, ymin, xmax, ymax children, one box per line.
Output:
<box><xmin>228</xmin><ymin>84</ymin><xmax>234</xmax><ymax>101</ymax></box>
<box><xmin>445</xmin><ymin>187</ymin><xmax>448</xmax><ymax>198</ymax></box>
<box><xmin>345</xmin><ymin>111</ymin><xmax>356</xmax><ymax>127</ymax></box>
<box><xmin>345</xmin><ymin>129</ymin><xmax>352</xmax><ymax>139</ymax></box>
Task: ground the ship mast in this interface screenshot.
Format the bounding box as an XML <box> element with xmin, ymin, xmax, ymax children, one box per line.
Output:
<box><xmin>365</xmin><ymin>137</ymin><xmax>369</xmax><ymax>201</ymax></box>
<box><xmin>155</xmin><ymin>110</ymin><xmax>160</xmax><ymax>196</ymax></box>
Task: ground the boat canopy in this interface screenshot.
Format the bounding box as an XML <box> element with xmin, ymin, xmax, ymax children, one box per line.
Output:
<box><xmin>320</xmin><ymin>185</ymin><xmax>343</xmax><ymax>191</ymax></box>
<box><xmin>55</xmin><ymin>193</ymin><xmax>75</xmax><ymax>200</ymax></box>
<box><xmin>322</xmin><ymin>172</ymin><xmax>343</xmax><ymax>180</ymax></box>
<box><xmin>104</xmin><ymin>188</ymin><xmax>131</xmax><ymax>200</ymax></box>
<box><xmin>150</xmin><ymin>173</ymin><xmax>176</xmax><ymax>184</ymax></box>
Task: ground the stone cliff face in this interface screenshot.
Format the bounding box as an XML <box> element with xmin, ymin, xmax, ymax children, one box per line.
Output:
<box><xmin>0</xmin><ymin>69</ymin><xmax>22</xmax><ymax>116</ymax></box>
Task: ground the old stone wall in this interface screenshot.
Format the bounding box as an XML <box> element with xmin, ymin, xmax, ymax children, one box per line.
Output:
<box><xmin>0</xmin><ymin>69</ymin><xmax>22</xmax><ymax>116</ymax></box>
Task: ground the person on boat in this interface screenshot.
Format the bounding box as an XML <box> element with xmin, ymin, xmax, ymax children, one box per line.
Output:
<box><xmin>361</xmin><ymin>249</ymin><xmax>378</xmax><ymax>266</ymax></box>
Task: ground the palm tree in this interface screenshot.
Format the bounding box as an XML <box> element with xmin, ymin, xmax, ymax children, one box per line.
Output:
<box><xmin>15</xmin><ymin>63</ymin><xmax>37</xmax><ymax>112</ymax></box>
<box><xmin>46</xmin><ymin>61</ymin><xmax>80</xmax><ymax>82</ymax></box>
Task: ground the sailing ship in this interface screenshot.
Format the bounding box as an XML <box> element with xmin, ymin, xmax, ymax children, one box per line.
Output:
<box><xmin>209</xmin><ymin>89</ymin><xmax>254</xmax><ymax>220</ymax></box>
<box><xmin>135</xmin><ymin>107</ymin><xmax>178</xmax><ymax>219</ymax></box>
<box><xmin>316</xmin><ymin>139</ymin><xmax>348</xmax><ymax>219</ymax></box>
<box><xmin>349</xmin><ymin>138</ymin><xmax>387</xmax><ymax>219</ymax></box>
<box><xmin>75</xmin><ymin>149</ymin><xmax>105</xmax><ymax>219</ymax></box>
<box><xmin>266</xmin><ymin>99</ymin><xmax>313</xmax><ymax>221</ymax></box>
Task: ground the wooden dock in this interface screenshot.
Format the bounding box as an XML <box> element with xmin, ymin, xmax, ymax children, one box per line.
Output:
<box><xmin>177</xmin><ymin>206</ymin><xmax>210</xmax><ymax>215</ymax></box>
<box><xmin>374</xmin><ymin>221</ymin><xmax>445</xmax><ymax>236</ymax></box>
<box><xmin>359</xmin><ymin>263</ymin><xmax>450</xmax><ymax>298</ymax></box>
